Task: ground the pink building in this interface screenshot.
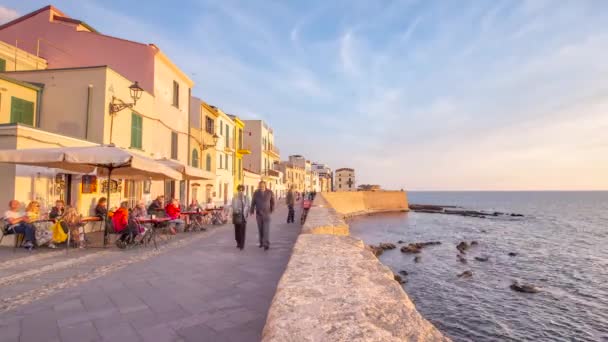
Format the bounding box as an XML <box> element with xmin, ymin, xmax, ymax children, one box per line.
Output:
<box><xmin>0</xmin><ymin>5</ymin><xmax>160</xmax><ymax>93</ymax></box>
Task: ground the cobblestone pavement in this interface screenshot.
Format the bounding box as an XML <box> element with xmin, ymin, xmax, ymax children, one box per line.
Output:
<box><xmin>0</xmin><ymin>204</ymin><xmax>301</xmax><ymax>342</ymax></box>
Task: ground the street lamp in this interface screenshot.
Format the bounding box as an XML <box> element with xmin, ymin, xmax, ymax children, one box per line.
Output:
<box><xmin>109</xmin><ymin>81</ymin><xmax>144</xmax><ymax>144</ymax></box>
<box><xmin>201</xmin><ymin>133</ymin><xmax>220</xmax><ymax>150</ymax></box>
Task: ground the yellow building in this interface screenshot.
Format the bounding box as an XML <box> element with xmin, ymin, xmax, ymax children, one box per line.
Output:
<box><xmin>228</xmin><ymin>114</ymin><xmax>251</xmax><ymax>192</ymax></box>
<box><xmin>0</xmin><ymin>74</ymin><xmax>40</xmax><ymax>126</ymax></box>
<box><xmin>277</xmin><ymin>161</ymin><xmax>306</xmax><ymax>193</ymax></box>
<box><xmin>0</xmin><ymin>40</ymin><xmax>47</xmax><ymax>72</ymax></box>
<box><xmin>190</xmin><ymin>97</ymin><xmax>219</xmax><ymax>205</ymax></box>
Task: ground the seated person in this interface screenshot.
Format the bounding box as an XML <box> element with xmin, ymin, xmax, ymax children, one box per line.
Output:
<box><xmin>165</xmin><ymin>198</ymin><xmax>185</xmax><ymax>234</ymax></box>
<box><xmin>4</xmin><ymin>200</ymin><xmax>36</xmax><ymax>250</ymax></box>
<box><xmin>205</xmin><ymin>197</ymin><xmax>215</xmax><ymax>209</ymax></box>
<box><xmin>26</xmin><ymin>200</ymin><xmax>55</xmax><ymax>248</ymax></box>
<box><xmin>49</xmin><ymin>200</ymin><xmax>65</xmax><ymax>220</ymax></box>
<box><xmin>63</xmin><ymin>207</ymin><xmax>85</xmax><ymax>248</ymax></box>
<box><xmin>95</xmin><ymin>197</ymin><xmax>108</xmax><ymax>218</ymax></box>
<box><xmin>112</xmin><ymin>201</ymin><xmax>137</xmax><ymax>245</ymax></box>
<box><xmin>147</xmin><ymin>195</ymin><xmax>165</xmax><ymax>215</ymax></box>
<box><xmin>132</xmin><ymin>200</ymin><xmax>148</xmax><ymax>219</ymax></box>
<box><xmin>188</xmin><ymin>199</ymin><xmax>202</xmax><ymax>212</ymax></box>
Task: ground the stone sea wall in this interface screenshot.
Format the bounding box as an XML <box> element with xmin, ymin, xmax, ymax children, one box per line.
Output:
<box><xmin>263</xmin><ymin>192</ymin><xmax>450</xmax><ymax>341</ymax></box>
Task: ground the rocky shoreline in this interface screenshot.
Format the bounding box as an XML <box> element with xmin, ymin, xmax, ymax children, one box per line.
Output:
<box><xmin>409</xmin><ymin>204</ymin><xmax>524</xmax><ymax>219</ymax></box>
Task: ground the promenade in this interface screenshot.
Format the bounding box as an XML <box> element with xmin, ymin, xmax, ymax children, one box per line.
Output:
<box><xmin>0</xmin><ymin>204</ymin><xmax>300</xmax><ymax>342</ymax></box>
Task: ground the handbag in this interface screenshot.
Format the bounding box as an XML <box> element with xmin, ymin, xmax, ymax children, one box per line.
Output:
<box><xmin>52</xmin><ymin>220</ymin><xmax>68</xmax><ymax>243</ymax></box>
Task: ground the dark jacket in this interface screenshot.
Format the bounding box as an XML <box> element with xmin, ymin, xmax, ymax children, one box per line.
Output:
<box><xmin>95</xmin><ymin>205</ymin><xmax>107</xmax><ymax>218</ymax></box>
<box><xmin>250</xmin><ymin>189</ymin><xmax>275</xmax><ymax>217</ymax></box>
<box><xmin>147</xmin><ymin>200</ymin><xmax>163</xmax><ymax>215</ymax></box>
<box><xmin>286</xmin><ymin>191</ymin><xmax>295</xmax><ymax>206</ymax></box>
<box><xmin>49</xmin><ymin>207</ymin><xmax>64</xmax><ymax>220</ymax></box>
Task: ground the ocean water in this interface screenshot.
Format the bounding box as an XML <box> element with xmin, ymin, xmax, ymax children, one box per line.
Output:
<box><xmin>348</xmin><ymin>191</ymin><xmax>608</xmax><ymax>342</ymax></box>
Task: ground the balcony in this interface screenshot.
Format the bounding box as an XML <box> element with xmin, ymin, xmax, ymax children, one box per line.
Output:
<box><xmin>263</xmin><ymin>145</ymin><xmax>280</xmax><ymax>158</ymax></box>
<box><xmin>262</xmin><ymin>168</ymin><xmax>280</xmax><ymax>179</ymax></box>
<box><xmin>224</xmin><ymin>139</ymin><xmax>235</xmax><ymax>153</ymax></box>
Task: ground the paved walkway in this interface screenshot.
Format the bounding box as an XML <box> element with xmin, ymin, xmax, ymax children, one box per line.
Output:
<box><xmin>0</xmin><ymin>204</ymin><xmax>301</xmax><ymax>342</ymax></box>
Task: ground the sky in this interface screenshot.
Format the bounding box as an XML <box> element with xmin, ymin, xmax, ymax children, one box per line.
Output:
<box><xmin>2</xmin><ymin>1</ymin><xmax>608</xmax><ymax>190</ymax></box>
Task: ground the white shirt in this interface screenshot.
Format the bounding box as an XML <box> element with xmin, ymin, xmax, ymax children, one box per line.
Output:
<box><xmin>4</xmin><ymin>210</ymin><xmax>24</xmax><ymax>220</ymax></box>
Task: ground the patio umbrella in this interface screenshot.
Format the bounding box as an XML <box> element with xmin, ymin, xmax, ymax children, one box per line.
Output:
<box><xmin>0</xmin><ymin>144</ymin><xmax>182</xmax><ymax>244</ymax></box>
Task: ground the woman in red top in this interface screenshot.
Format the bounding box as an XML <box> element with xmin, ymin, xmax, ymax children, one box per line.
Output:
<box><xmin>165</xmin><ymin>198</ymin><xmax>185</xmax><ymax>233</ymax></box>
<box><xmin>112</xmin><ymin>201</ymin><xmax>129</xmax><ymax>233</ymax></box>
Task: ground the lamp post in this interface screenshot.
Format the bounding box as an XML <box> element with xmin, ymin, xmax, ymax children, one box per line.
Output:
<box><xmin>200</xmin><ymin>133</ymin><xmax>220</xmax><ymax>151</ymax></box>
<box><xmin>108</xmin><ymin>81</ymin><xmax>143</xmax><ymax>144</ymax></box>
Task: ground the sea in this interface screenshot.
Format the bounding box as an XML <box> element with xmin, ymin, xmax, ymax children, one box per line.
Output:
<box><xmin>348</xmin><ymin>191</ymin><xmax>608</xmax><ymax>342</ymax></box>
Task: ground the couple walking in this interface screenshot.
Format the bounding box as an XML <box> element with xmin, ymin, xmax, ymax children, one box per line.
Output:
<box><xmin>232</xmin><ymin>181</ymin><xmax>275</xmax><ymax>251</ymax></box>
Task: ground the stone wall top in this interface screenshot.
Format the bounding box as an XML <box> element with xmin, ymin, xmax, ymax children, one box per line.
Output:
<box><xmin>263</xmin><ymin>192</ymin><xmax>450</xmax><ymax>341</ymax></box>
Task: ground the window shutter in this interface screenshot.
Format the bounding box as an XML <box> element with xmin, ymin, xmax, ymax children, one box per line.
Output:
<box><xmin>0</xmin><ymin>58</ymin><xmax>5</xmax><ymax>72</ymax></box>
<box><xmin>206</xmin><ymin>154</ymin><xmax>211</xmax><ymax>172</ymax></box>
<box><xmin>171</xmin><ymin>132</ymin><xmax>178</xmax><ymax>159</ymax></box>
<box><xmin>10</xmin><ymin>97</ymin><xmax>35</xmax><ymax>126</ymax></box>
<box><xmin>130</xmin><ymin>113</ymin><xmax>142</xmax><ymax>149</ymax></box>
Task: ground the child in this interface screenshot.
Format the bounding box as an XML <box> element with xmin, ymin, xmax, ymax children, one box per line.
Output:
<box><xmin>63</xmin><ymin>207</ymin><xmax>85</xmax><ymax>248</ymax></box>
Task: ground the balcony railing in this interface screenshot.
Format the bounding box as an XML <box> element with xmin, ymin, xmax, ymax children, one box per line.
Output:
<box><xmin>262</xmin><ymin>169</ymin><xmax>280</xmax><ymax>178</ymax></box>
<box><xmin>263</xmin><ymin>145</ymin><xmax>280</xmax><ymax>157</ymax></box>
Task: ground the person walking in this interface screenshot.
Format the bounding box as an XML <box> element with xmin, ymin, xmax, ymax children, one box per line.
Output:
<box><xmin>286</xmin><ymin>186</ymin><xmax>295</xmax><ymax>223</ymax></box>
<box><xmin>250</xmin><ymin>181</ymin><xmax>275</xmax><ymax>250</ymax></box>
<box><xmin>232</xmin><ymin>185</ymin><xmax>250</xmax><ymax>250</ymax></box>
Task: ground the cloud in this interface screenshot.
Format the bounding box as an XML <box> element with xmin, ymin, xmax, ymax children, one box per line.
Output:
<box><xmin>0</xmin><ymin>6</ymin><xmax>18</xmax><ymax>24</ymax></box>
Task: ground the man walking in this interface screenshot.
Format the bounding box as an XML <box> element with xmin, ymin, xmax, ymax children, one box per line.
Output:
<box><xmin>286</xmin><ymin>186</ymin><xmax>295</xmax><ymax>223</ymax></box>
<box><xmin>250</xmin><ymin>181</ymin><xmax>275</xmax><ymax>250</ymax></box>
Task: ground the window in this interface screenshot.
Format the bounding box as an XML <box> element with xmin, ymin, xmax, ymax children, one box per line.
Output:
<box><xmin>238</xmin><ymin>159</ymin><xmax>242</xmax><ymax>181</ymax></box>
<box><xmin>219</xmin><ymin>154</ymin><xmax>223</xmax><ymax>169</ymax></box>
<box><xmin>205</xmin><ymin>116</ymin><xmax>214</xmax><ymax>134</ymax></box>
<box><xmin>10</xmin><ymin>97</ymin><xmax>35</xmax><ymax>126</ymax></box>
<box><xmin>130</xmin><ymin>113</ymin><xmax>143</xmax><ymax>149</ymax></box>
<box><xmin>172</xmin><ymin>81</ymin><xmax>179</xmax><ymax>107</ymax></box>
<box><xmin>171</xmin><ymin>132</ymin><xmax>178</xmax><ymax>159</ymax></box>
<box><xmin>238</xmin><ymin>129</ymin><xmax>243</xmax><ymax>149</ymax></box>
<box><xmin>191</xmin><ymin>149</ymin><xmax>199</xmax><ymax>168</ymax></box>
<box><xmin>225</xmin><ymin>125</ymin><xmax>230</xmax><ymax>148</ymax></box>
<box><xmin>206</xmin><ymin>154</ymin><xmax>211</xmax><ymax>172</ymax></box>
<box><xmin>0</xmin><ymin>58</ymin><xmax>5</xmax><ymax>72</ymax></box>
<box><xmin>220</xmin><ymin>120</ymin><xmax>223</xmax><ymax>135</ymax></box>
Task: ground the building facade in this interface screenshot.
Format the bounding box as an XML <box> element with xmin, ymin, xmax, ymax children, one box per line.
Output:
<box><xmin>243</xmin><ymin>168</ymin><xmax>261</xmax><ymax>200</ymax></box>
<box><xmin>0</xmin><ymin>6</ymin><xmax>201</xmax><ymax>213</ymax></box>
<box><xmin>277</xmin><ymin>161</ymin><xmax>305</xmax><ymax>193</ymax></box>
<box><xmin>189</xmin><ymin>97</ymin><xmax>219</xmax><ymax>205</ymax></box>
<box><xmin>213</xmin><ymin>108</ymin><xmax>236</xmax><ymax>206</ymax></box>
<box><xmin>228</xmin><ymin>115</ymin><xmax>251</xmax><ymax>192</ymax></box>
<box><xmin>243</xmin><ymin>120</ymin><xmax>281</xmax><ymax>197</ymax></box>
<box><xmin>312</xmin><ymin>163</ymin><xmax>333</xmax><ymax>192</ymax></box>
<box><xmin>335</xmin><ymin>168</ymin><xmax>356</xmax><ymax>192</ymax></box>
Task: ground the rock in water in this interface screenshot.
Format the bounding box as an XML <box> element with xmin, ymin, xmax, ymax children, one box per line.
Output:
<box><xmin>470</xmin><ymin>241</ymin><xmax>479</xmax><ymax>246</ymax></box>
<box><xmin>457</xmin><ymin>241</ymin><xmax>469</xmax><ymax>253</ymax></box>
<box><xmin>400</xmin><ymin>244</ymin><xmax>422</xmax><ymax>254</ymax></box>
<box><xmin>457</xmin><ymin>254</ymin><xmax>468</xmax><ymax>264</ymax></box>
<box><xmin>508</xmin><ymin>252</ymin><xmax>518</xmax><ymax>257</ymax></box>
<box><xmin>510</xmin><ymin>281</ymin><xmax>539</xmax><ymax>293</ymax></box>
<box><xmin>368</xmin><ymin>245</ymin><xmax>384</xmax><ymax>257</ymax></box>
<box><xmin>394</xmin><ymin>273</ymin><xmax>407</xmax><ymax>284</ymax></box>
<box><xmin>414</xmin><ymin>256</ymin><xmax>421</xmax><ymax>263</ymax></box>
<box><xmin>474</xmin><ymin>256</ymin><xmax>489</xmax><ymax>262</ymax></box>
<box><xmin>397</xmin><ymin>240</ymin><xmax>405</xmax><ymax>244</ymax></box>
<box><xmin>378</xmin><ymin>242</ymin><xmax>396</xmax><ymax>250</ymax></box>
<box><xmin>399</xmin><ymin>270</ymin><xmax>409</xmax><ymax>276</ymax></box>
<box><xmin>457</xmin><ymin>270</ymin><xmax>473</xmax><ymax>278</ymax></box>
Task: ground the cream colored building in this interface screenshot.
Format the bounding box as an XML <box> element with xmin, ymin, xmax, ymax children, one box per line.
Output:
<box><xmin>214</xmin><ymin>107</ymin><xmax>236</xmax><ymax>206</ymax></box>
<box><xmin>243</xmin><ymin>120</ymin><xmax>282</xmax><ymax>197</ymax></box>
<box><xmin>243</xmin><ymin>168</ymin><xmax>261</xmax><ymax>199</ymax></box>
<box><xmin>3</xmin><ymin>63</ymin><xmax>199</xmax><ymax>213</ymax></box>
<box><xmin>335</xmin><ymin>168</ymin><xmax>356</xmax><ymax>192</ymax></box>
<box><xmin>277</xmin><ymin>162</ymin><xmax>305</xmax><ymax>193</ymax></box>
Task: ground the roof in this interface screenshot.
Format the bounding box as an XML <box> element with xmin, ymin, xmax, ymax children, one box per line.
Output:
<box><xmin>336</xmin><ymin>168</ymin><xmax>354</xmax><ymax>172</ymax></box>
<box><xmin>0</xmin><ymin>73</ymin><xmax>43</xmax><ymax>91</ymax></box>
<box><xmin>0</xmin><ymin>5</ymin><xmax>64</xmax><ymax>31</ymax></box>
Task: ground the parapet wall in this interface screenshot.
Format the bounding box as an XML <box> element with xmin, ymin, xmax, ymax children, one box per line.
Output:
<box><xmin>322</xmin><ymin>191</ymin><xmax>409</xmax><ymax>217</ymax></box>
<box><xmin>263</xmin><ymin>192</ymin><xmax>449</xmax><ymax>341</ymax></box>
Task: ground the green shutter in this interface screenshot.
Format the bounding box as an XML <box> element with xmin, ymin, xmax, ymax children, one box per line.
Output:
<box><xmin>131</xmin><ymin>113</ymin><xmax>142</xmax><ymax>149</ymax></box>
<box><xmin>206</xmin><ymin>154</ymin><xmax>211</xmax><ymax>171</ymax></box>
<box><xmin>0</xmin><ymin>58</ymin><xmax>6</xmax><ymax>72</ymax></box>
<box><xmin>10</xmin><ymin>97</ymin><xmax>35</xmax><ymax>126</ymax></box>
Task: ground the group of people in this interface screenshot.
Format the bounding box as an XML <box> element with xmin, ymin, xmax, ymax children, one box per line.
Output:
<box><xmin>3</xmin><ymin>199</ymin><xmax>88</xmax><ymax>250</ymax></box>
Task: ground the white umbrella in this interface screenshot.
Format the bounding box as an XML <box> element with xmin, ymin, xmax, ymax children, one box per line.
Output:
<box><xmin>155</xmin><ymin>158</ymin><xmax>214</xmax><ymax>181</ymax></box>
<box><xmin>0</xmin><ymin>144</ymin><xmax>182</xmax><ymax>244</ymax></box>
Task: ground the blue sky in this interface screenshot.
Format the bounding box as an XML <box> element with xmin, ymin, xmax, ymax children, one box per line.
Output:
<box><xmin>2</xmin><ymin>1</ymin><xmax>608</xmax><ymax>190</ymax></box>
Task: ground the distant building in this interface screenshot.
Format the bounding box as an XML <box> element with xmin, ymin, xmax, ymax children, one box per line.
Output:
<box><xmin>335</xmin><ymin>168</ymin><xmax>356</xmax><ymax>192</ymax></box>
<box><xmin>243</xmin><ymin>120</ymin><xmax>282</xmax><ymax>197</ymax></box>
<box><xmin>312</xmin><ymin>163</ymin><xmax>333</xmax><ymax>192</ymax></box>
<box><xmin>277</xmin><ymin>161</ymin><xmax>305</xmax><ymax>193</ymax></box>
